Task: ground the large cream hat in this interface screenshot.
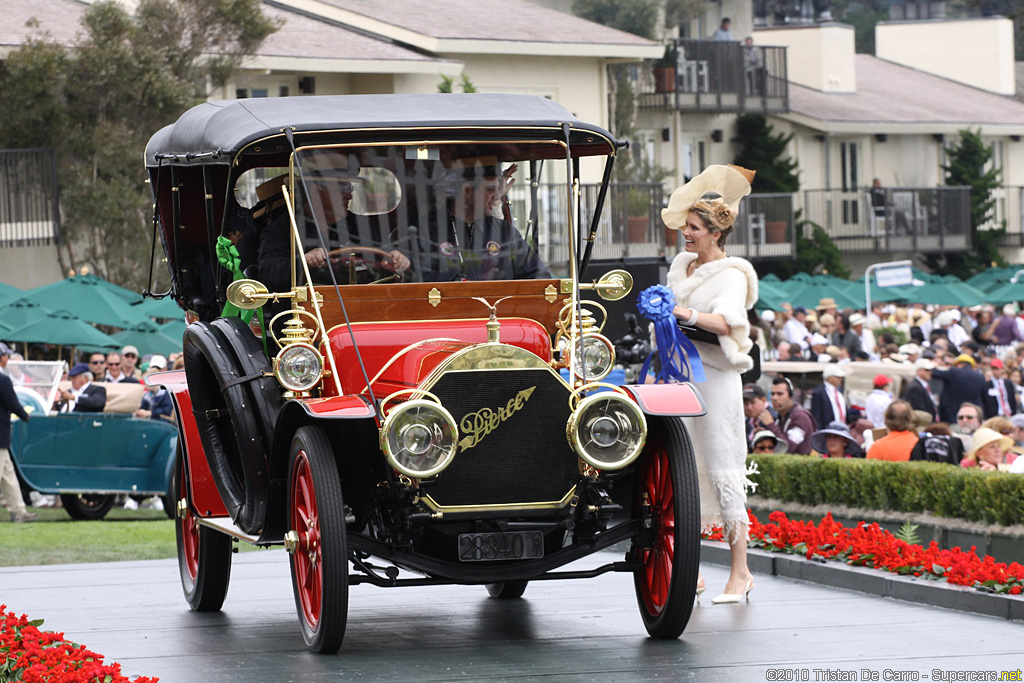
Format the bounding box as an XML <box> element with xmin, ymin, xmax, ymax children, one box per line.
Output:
<box><xmin>967</xmin><ymin>427</ymin><xmax>1012</xmax><ymax>459</ymax></box>
<box><xmin>662</xmin><ymin>164</ymin><xmax>755</xmax><ymax>230</ymax></box>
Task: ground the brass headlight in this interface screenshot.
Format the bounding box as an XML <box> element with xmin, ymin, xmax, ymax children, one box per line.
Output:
<box><xmin>380</xmin><ymin>398</ymin><xmax>459</xmax><ymax>478</ymax></box>
<box><xmin>274</xmin><ymin>342</ymin><xmax>322</xmax><ymax>393</ymax></box>
<box><xmin>567</xmin><ymin>388</ymin><xmax>646</xmax><ymax>470</ymax></box>
<box><xmin>571</xmin><ymin>333</ymin><xmax>615</xmax><ymax>381</ymax></box>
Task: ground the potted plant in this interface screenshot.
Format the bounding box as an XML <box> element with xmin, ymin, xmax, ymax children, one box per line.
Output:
<box><xmin>652</xmin><ymin>44</ymin><xmax>678</xmax><ymax>93</ymax></box>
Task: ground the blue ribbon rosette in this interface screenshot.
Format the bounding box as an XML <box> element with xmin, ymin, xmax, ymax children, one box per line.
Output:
<box><xmin>636</xmin><ymin>284</ymin><xmax>706</xmax><ymax>384</ymax></box>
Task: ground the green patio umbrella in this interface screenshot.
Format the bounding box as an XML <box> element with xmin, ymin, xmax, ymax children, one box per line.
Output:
<box><xmin>0</xmin><ymin>282</ymin><xmax>23</xmax><ymax>307</ymax></box>
<box><xmin>907</xmin><ymin>280</ymin><xmax>989</xmax><ymax>307</ymax></box>
<box><xmin>3</xmin><ymin>309</ymin><xmax>121</xmax><ymax>350</ymax></box>
<box><xmin>19</xmin><ymin>275</ymin><xmax>149</xmax><ymax>328</ymax></box>
<box><xmin>128</xmin><ymin>296</ymin><xmax>183</xmax><ymax>321</ymax></box>
<box><xmin>111</xmin><ymin>320</ymin><xmax>184</xmax><ymax>356</ymax></box>
<box><xmin>158</xmin><ymin>319</ymin><xmax>187</xmax><ymax>346</ymax></box>
<box><xmin>981</xmin><ymin>280</ymin><xmax>1024</xmax><ymax>306</ymax></box>
<box><xmin>0</xmin><ymin>299</ymin><xmax>54</xmax><ymax>331</ymax></box>
<box><xmin>754</xmin><ymin>279</ymin><xmax>791</xmax><ymax>311</ymax></box>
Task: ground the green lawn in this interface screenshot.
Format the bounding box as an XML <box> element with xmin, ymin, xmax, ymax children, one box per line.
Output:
<box><xmin>0</xmin><ymin>507</ymin><xmax>265</xmax><ymax>567</ymax></box>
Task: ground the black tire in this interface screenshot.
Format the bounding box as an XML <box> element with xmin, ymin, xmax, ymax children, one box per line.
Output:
<box><xmin>288</xmin><ymin>426</ymin><xmax>348</xmax><ymax>654</ymax></box>
<box><xmin>175</xmin><ymin>450</ymin><xmax>233</xmax><ymax>612</ymax></box>
<box><xmin>632</xmin><ymin>417</ymin><xmax>701</xmax><ymax>640</ymax></box>
<box><xmin>183</xmin><ymin>320</ymin><xmax>271</xmax><ymax>534</ymax></box>
<box><xmin>60</xmin><ymin>494</ymin><xmax>114</xmax><ymax>520</ymax></box>
<box><xmin>485</xmin><ymin>581</ymin><xmax>529</xmax><ymax>599</ymax></box>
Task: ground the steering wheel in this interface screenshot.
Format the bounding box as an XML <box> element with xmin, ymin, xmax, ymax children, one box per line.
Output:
<box><xmin>325</xmin><ymin>246</ymin><xmax>404</xmax><ymax>285</ymax></box>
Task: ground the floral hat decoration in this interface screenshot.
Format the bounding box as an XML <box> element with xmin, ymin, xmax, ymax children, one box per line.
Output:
<box><xmin>661</xmin><ymin>164</ymin><xmax>755</xmax><ymax>231</ymax></box>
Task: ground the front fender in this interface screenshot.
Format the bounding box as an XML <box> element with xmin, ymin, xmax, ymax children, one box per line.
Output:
<box><xmin>621</xmin><ymin>383</ymin><xmax>706</xmax><ymax>417</ymax></box>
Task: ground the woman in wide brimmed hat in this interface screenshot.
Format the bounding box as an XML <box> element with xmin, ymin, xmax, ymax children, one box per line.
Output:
<box><xmin>662</xmin><ymin>164</ymin><xmax>758</xmax><ymax>603</ymax></box>
<box><xmin>810</xmin><ymin>421</ymin><xmax>864</xmax><ymax>458</ymax></box>
<box><xmin>961</xmin><ymin>427</ymin><xmax>1013</xmax><ymax>470</ymax></box>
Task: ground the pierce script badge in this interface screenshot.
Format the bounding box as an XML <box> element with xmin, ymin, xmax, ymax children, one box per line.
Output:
<box><xmin>458</xmin><ymin>386</ymin><xmax>536</xmax><ymax>452</ymax></box>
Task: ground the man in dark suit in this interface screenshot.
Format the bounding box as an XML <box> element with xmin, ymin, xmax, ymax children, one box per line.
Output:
<box><xmin>1</xmin><ymin>342</ymin><xmax>36</xmax><ymax>522</ymax></box>
<box><xmin>902</xmin><ymin>358</ymin><xmax>938</xmax><ymax>422</ymax></box>
<box><xmin>53</xmin><ymin>363</ymin><xmax>107</xmax><ymax>413</ymax></box>
<box><xmin>982</xmin><ymin>358</ymin><xmax>1018</xmax><ymax>419</ymax></box>
<box><xmin>811</xmin><ymin>364</ymin><xmax>849</xmax><ymax>428</ymax></box>
<box><xmin>932</xmin><ymin>354</ymin><xmax>987</xmax><ymax>425</ymax></box>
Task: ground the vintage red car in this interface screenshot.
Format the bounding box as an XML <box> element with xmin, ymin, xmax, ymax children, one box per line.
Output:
<box><xmin>144</xmin><ymin>93</ymin><xmax>706</xmax><ymax>653</ymax></box>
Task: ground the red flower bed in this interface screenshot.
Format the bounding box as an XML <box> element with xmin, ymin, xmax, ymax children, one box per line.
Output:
<box><xmin>703</xmin><ymin>511</ymin><xmax>1024</xmax><ymax>596</ymax></box>
<box><xmin>0</xmin><ymin>605</ymin><xmax>157</xmax><ymax>683</ymax></box>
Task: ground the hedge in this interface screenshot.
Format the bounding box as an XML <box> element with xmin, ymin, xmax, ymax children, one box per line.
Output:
<box><xmin>748</xmin><ymin>454</ymin><xmax>1024</xmax><ymax>527</ymax></box>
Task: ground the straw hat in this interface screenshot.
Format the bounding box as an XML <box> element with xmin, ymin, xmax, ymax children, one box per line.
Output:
<box><xmin>662</xmin><ymin>165</ymin><xmax>755</xmax><ymax>230</ymax></box>
<box><xmin>966</xmin><ymin>427</ymin><xmax>1012</xmax><ymax>459</ymax></box>
<box><xmin>818</xmin><ymin>313</ymin><xmax>835</xmax><ymax>326</ymax></box>
<box><xmin>816</xmin><ymin>297</ymin><xmax>838</xmax><ymax>311</ymax></box>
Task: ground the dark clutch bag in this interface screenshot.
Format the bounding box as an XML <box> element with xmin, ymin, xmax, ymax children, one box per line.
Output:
<box><xmin>676</xmin><ymin>322</ymin><xmax>720</xmax><ymax>346</ymax></box>
<box><xmin>676</xmin><ymin>320</ymin><xmax>762</xmax><ymax>383</ymax></box>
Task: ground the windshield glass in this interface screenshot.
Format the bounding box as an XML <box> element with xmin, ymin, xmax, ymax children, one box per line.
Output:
<box><xmin>5</xmin><ymin>360</ymin><xmax>65</xmax><ymax>414</ymax></box>
<box><xmin>273</xmin><ymin>144</ymin><xmax>577</xmax><ymax>286</ymax></box>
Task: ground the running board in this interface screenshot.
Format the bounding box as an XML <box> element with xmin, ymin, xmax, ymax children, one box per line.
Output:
<box><xmin>197</xmin><ymin>516</ymin><xmax>263</xmax><ymax>545</ymax></box>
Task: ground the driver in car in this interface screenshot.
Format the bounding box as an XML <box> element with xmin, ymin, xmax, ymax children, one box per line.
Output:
<box><xmin>418</xmin><ymin>161</ymin><xmax>550</xmax><ymax>282</ymax></box>
<box><xmin>257</xmin><ymin>155</ymin><xmax>410</xmax><ymax>293</ymax></box>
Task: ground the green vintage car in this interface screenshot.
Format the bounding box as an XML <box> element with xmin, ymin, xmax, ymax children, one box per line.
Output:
<box><xmin>8</xmin><ymin>360</ymin><xmax>178</xmax><ymax>519</ymax></box>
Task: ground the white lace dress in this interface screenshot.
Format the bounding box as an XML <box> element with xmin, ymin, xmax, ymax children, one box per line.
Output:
<box><xmin>666</xmin><ymin>251</ymin><xmax>759</xmax><ymax>543</ymax></box>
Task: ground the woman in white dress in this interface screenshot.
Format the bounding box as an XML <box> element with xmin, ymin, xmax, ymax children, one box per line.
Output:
<box><xmin>662</xmin><ymin>165</ymin><xmax>759</xmax><ymax>604</ymax></box>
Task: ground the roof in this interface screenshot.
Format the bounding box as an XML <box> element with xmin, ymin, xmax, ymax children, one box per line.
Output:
<box><xmin>252</xmin><ymin>4</ymin><xmax>450</xmax><ymax>68</ymax></box>
<box><xmin>145</xmin><ymin>93</ymin><xmax>617</xmax><ymax>165</ymax></box>
<box><xmin>0</xmin><ymin>0</ymin><xmax>86</xmax><ymax>51</ymax></box>
<box><xmin>271</xmin><ymin>0</ymin><xmax>662</xmax><ymax>58</ymax></box>
<box><xmin>785</xmin><ymin>54</ymin><xmax>1024</xmax><ymax>134</ymax></box>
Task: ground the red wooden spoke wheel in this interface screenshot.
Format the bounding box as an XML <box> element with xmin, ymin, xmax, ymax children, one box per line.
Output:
<box><xmin>632</xmin><ymin>418</ymin><xmax>701</xmax><ymax>639</ymax></box>
<box><xmin>287</xmin><ymin>426</ymin><xmax>348</xmax><ymax>653</ymax></box>
<box><xmin>175</xmin><ymin>449</ymin><xmax>232</xmax><ymax>612</ymax></box>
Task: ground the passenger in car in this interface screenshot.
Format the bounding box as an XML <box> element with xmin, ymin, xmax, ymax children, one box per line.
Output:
<box><xmin>417</xmin><ymin>161</ymin><xmax>549</xmax><ymax>282</ymax></box>
<box><xmin>53</xmin><ymin>363</ymin><xmax>106</xmax><ymax>413</ymax></box>
<box><xmin>258</xmin><ymin>158</ymin><xmax>409</xmax><ymax>292</ymax></box>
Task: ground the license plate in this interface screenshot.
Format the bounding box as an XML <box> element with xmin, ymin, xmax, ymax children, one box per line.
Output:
<box><xmin>457</xmin><ymin>531</ymin><xmax>544</xmax><ymax>562</ymax></box>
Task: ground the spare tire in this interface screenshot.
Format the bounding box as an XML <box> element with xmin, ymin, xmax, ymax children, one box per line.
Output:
<box><xmin>184</xmin><ymin>320</ymin><xmax>275</xmax><ymax>534</ymax></box>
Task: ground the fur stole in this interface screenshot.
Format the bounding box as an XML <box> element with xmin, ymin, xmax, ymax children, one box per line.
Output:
<box><xmin>667</xmin><ymin>252</ymin><xmax>759</xmax><ymax>371</ymax></box>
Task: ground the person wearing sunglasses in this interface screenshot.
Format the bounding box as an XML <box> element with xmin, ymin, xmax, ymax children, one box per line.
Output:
<box><xmin>750</xmin><ymin>430</ymin><xmax>780</xmax><ymax>454</ymax></box>
<box><xmin>120</xmin><ymin>345</ymin><xmax>143</xmax><ymax>381</ymax></box>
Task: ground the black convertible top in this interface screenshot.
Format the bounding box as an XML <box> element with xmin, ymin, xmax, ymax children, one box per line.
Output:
<box><xmin>145</xmin><ymin>93</ymin><xmax>618</xmax><ymax>166</ymax></box>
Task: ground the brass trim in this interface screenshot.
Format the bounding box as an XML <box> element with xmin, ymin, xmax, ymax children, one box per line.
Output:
<box><xmin>544</xmin><ymin>284</ymin><xmax>558</xmax><ymax>303</ymax></box>
<box><xmin>428</xmin><ymin>287</ymin><xmax>441</xmax><ymax>307</ymax></box>
<box><xmin>560</xmin><ymin>279</ymin><xmax>573</xmax><ymax>294</ymax></box>
<box><xmin>419</xmin><ymin>344</ymin><xmax>565</xmax><ymax>393</ymax></box>
<box><xmin>419</xmin><ymin>485</ymin><xmax>578</xmax><ymax>515</ymax></box>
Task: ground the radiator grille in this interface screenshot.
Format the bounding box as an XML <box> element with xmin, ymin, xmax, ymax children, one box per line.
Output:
<box><xmin>425</xmin><ymin>368</ymin><xmax>577</xmax><ymax>508</ymax></box>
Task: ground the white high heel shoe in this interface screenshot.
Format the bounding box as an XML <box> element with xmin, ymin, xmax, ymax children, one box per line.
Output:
<box><xmin>711</xmin><ymin>577</ymin><xmax>754</xmax><ymax>604</ymax></box>
<box><xmin>695</xmin><ymin>574</ymin><xmax>707</xmax><ymax>604</ymax></box>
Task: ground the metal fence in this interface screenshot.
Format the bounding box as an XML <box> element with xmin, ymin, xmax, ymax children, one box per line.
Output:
<box><xmin>506</xmin><ymin>182</ymin><xmax>793</xmax><ymax>274</ymax></box>
<box><xmin>0</xmin><ymin>149</ymin><xmax>60</xmax><ymax>247</ymax></box>
<box><xmin>992</xmin><ymin>185</ymin><xmax>1024</xmax><ymax>247</ymax></box>
<box><xmin>636</xmin><ymin>40</ymin><xmax>788</xmax><ymax>114</ymax></box>
<box><xmin>802</xmin><ymin>186</ymin><xmax>971</xmax><ymax>254</ymax></box>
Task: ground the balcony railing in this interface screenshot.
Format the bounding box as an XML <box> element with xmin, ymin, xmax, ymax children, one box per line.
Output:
<box><xmin>0</xmin><ymin>149</ymin><xmax>60</xmax><ymax>247</ymax></box>
<box><xmin>509</xmin><ymin>182</ymin><xmax>793</xmax><ymax>271</ymax></box>
<box><xmin>803</xmin><ymin>186</ymin><xmax>971</xmax><ymax>254</ymax></box>
<box><xmin>636</xmin><ymin>39</ymin><xmax>788</xmax><ymax>115</ymax></box>
<box><xmin>991</xmin><ymin>186</ymin><xmax>1024</xmax><ymax>247</ymax></box>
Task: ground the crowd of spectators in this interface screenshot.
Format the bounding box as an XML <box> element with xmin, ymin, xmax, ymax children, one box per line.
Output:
<box><xmin>746</xmin><ymin>298</ymin><xmax>1024</xmax><ymax>472</ymax></box>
